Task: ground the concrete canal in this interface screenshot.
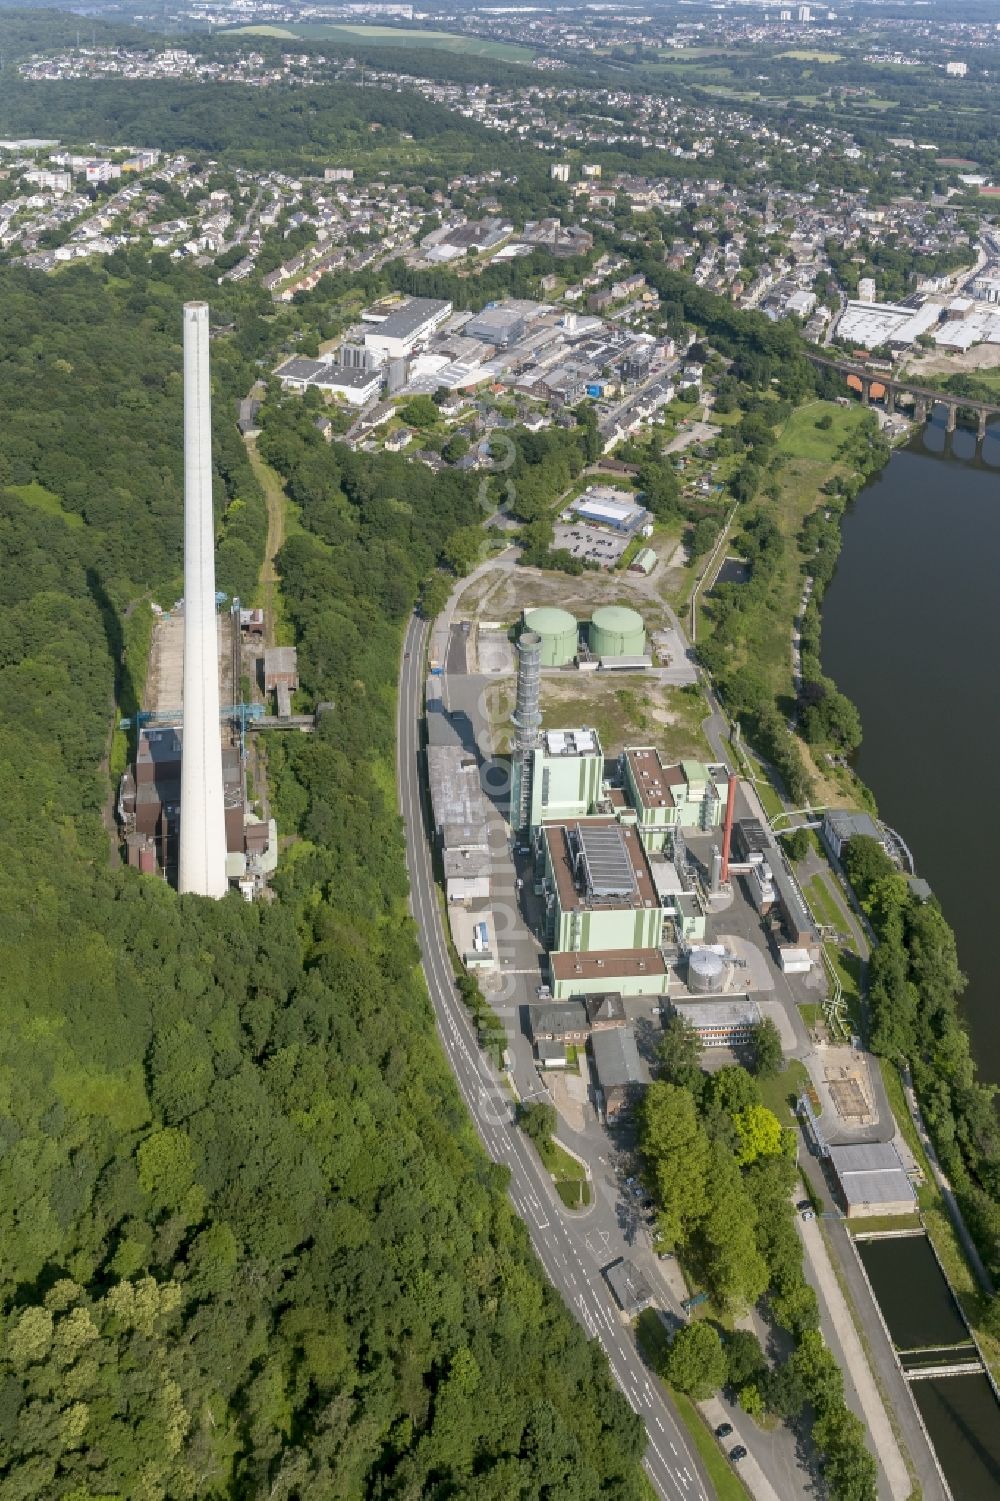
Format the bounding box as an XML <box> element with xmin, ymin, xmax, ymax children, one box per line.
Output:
<box><xmin>855</xmin><ymin>1231</ymin><xmax>1000</xmax><ymax>1495</ymax></box>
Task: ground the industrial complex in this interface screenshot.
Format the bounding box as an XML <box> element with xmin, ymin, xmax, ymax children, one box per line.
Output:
<box><xmin>421</xmin><ymin>600</ymin><xmax>877</xmax><ymax>1129</ymax></box>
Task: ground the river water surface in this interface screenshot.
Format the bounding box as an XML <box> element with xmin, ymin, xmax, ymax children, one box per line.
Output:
<box><xmin>822</xmin><ymin>416</ymin><xmax>1000</xmax><ymax>1085</ymax></box>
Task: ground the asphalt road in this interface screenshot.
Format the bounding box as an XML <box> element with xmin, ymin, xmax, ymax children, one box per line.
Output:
<box><xmin>397</xmin><ymin>610</ymin><xmax>712</xmax><ymax>1501</ymax></box>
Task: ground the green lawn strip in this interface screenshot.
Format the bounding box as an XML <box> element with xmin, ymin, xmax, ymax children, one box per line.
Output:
<box><xmin>728</xmin><ymin>738</ymin><xmax>784</xmax><ymax>821</ymax></box>
<box><xmin>539</xmin><ymin>1137</ymin><xmax>591</xmax><ymax>1208</ymax></box>
<box><xmin>670</xmin><ymin>1389</ymin><xmax>753</xmax><ymax>1501</ymax></box>
<box><xmin>848</xmin><ymin>1214</ymin><xmax>922</xmax><ymax>1236</ymax></box>
<box><xmin>804</xmin><ymin>873</ymin><xmax>847</xmax><ymax>931</ymax></box>
<box><xmin>757</xmin><ymin>1059</ymin><xmax>810</xmax><ymax>1127</ymax></box>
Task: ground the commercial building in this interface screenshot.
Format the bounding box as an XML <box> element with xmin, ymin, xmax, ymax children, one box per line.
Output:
<box><xmin>541</xmin><ymin>818</ymin><xmax>663</xmax><ymax>953</ymax></box>
<box><xmin>526</xmin><ymin>727</ymin><xmax>604</xmax><ymax>829</ymax></box>
<box><xmin>362</xmin><ymin>296</ymin><xmax>452</xmax><ymax>360</ymax></box>
<box><xmin>670</xmin><ymin>998</ymin><xmax>761</xmax><ymax>1048</ymax></box>
<box><xmin>443</xmin><ymin>840</ymin><xmax>490</xmax><ymax>902</ymax></box>
<box><xmin>570</xmin><ymin>487</ymin><xmax>650</xmax><ymax>534</ymax></box>
<box><xmin>464</xmin><ymin>300</ymin><xmax>540</xmax><ymax>349</ymax></box>
<box><xmin>623</xmin><ymin>749</ymin><xmax>730</xmax><ymax>849</ymax></box>
<box><xmin>828</xmin><ymin>1141</ymin><xmax>917</xmax><ymax>1218</ymax></box>
<box><xmin>427</xmin><ymin>742</ymin><xmax>493</xmax><ymax>902</ymax></box>
<box><xmin>590</xmin><ymin>1025</ymin><xmax>643</xmax><ymax>1119</ymax></box>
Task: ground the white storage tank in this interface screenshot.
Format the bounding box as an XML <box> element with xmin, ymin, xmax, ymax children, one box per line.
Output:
<box><xmin>687</xmin><ymin>947</ymin><xmax>726</xmax><ymax>994</ymax></box>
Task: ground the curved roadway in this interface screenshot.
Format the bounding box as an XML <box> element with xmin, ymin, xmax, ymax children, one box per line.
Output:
<box><xmin>397</xmin><ymin>610</ymin><xmax>712</xmax><ymax>1501</ymax></box>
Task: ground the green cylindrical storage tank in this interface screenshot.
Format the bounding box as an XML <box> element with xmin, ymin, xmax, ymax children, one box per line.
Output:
<box><xmin>590</xmin><ymin>604</ymin><xmax>646</xmax><ymax>658</ymax></box>
<box><xmin>522</xmin><ymin>606</ymin><xmax>579</xmax><ymax>667</ymax></box>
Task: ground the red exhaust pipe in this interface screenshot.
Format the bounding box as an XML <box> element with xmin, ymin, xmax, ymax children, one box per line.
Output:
<box><xmin>720</xmin><ymin>774</ymin><xmax>737</xmax><ymax>883</ymax></box>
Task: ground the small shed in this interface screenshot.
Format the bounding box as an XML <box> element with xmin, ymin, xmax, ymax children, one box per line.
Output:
<box><xmin>264</xmin><ymin>647</ymin><xmax>299</xmax><ymax>693</ymax></box>
<box><xmin>603</xmin><ymin>1258</ymin><xmax>655</xmax><ymax>1317</ymax></box>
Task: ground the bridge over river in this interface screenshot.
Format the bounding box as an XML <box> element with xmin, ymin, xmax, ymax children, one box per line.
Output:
<box><xmin>805</xmin><ymin>351</ymin><xmax>1000</xmax><ymax>443</ymax></box>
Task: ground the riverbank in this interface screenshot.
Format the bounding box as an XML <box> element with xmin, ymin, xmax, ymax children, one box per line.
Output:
<box><xmin>811</xmin><ymin>424</ymin><xmax>1000</xmax><ymax>1334</ymax></box>
<box><xmin>692</xmin><ymin>391</ymin><xmax>1000</xmax><ymax>1351</ymax></box>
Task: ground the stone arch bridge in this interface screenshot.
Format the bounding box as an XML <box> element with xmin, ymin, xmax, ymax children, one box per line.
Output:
<box><xmin>804</xmin><ymin>351</ymin><xmax>1000</xmax><ymax>442</ymax></box>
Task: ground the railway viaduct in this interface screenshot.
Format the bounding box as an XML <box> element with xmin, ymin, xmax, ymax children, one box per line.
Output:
<box><xmin>804</xmin><ymin>350</ymin><xmax>1000</xmax><ymax>441</ymax></box>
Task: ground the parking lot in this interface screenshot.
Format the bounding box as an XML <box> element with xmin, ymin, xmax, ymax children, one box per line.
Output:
<box><xmin>552</xmin><ymin>521</ymin><xmax>631</xmax><ymax>568</ymax></box>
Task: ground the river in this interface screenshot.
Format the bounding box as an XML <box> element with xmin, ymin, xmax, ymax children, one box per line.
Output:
<box><xmin>822</xmin><ymin>412</ymin><xmax>1000</xmax><ymax>1086</ymax></box>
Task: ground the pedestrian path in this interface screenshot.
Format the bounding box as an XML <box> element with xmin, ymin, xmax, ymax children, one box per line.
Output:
<box><xmin>798</xmin><ymin>1214</ymin><xmax>910</xmax><ymax>1500</ymax></box>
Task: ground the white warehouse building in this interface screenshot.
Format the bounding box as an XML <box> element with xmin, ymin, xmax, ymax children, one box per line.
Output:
<box><xmin>362</xmin><ymin>296</ymin><xmax>453</xmax><ymax>361</ymax></box>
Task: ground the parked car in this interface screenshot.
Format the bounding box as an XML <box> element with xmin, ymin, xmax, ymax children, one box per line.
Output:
<box><xmin>796</xmin><ymin>1199</ymin><xmax>811</xmax><ymax>1212</ymax></box>
<box><xmin>800</xmin><ymin>1209</ymin><xmax>816</xmax><ymax>1222</ymax></box>
<box><xmin>715</xmin><ymin>1423</ymin><xmax>733</xmax><ymax>1440</ymax></box>
<box><xmin>730</xmin><ymin>1446</ymin><xmax>747</xmax><ymax>1463</ymax></box>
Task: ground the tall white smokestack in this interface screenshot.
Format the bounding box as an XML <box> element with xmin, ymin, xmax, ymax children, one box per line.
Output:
<box><xmin>178</xmin><ymin>302</ymin><xmax>228</xmax><ymax>898</ymax></box>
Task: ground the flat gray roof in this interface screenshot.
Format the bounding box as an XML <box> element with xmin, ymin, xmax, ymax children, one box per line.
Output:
<box><xmin>443</xmin><ymin>847</ymin><xmax>491</xmax><ymax>880</ymax></box>
<box><xmin>604</xmin><ymin>1257</ymin><xmax>655</xmax><ymax>1314</ymax></box>
<box><xmin>370</xmin><ymin>296</ymin><xmax>450</xmax><ymax>339</ymax></box>
<box><xmin>317</xmin><ymin>364</ymin><xmax>381</xmax><ymax>389</ymax></box>
<box><xmin>591</xmin><ymin>1025</ymin><xmax>642</xmax><ymax>1090</ymax></box>
<box><xmin>671</xmin><ymin>998</ymin><xmax>761</xmax><ymax>1029</ymax></box>
<box><xmin>830</xmin><ymin>1141</ymin><xmax>916</xmax><ymax>1207</ymax></box>
<box><xmin>427</xmin><ymin>744</ymin><xmax>486</xmax><ymax>831</ymax></box>
<box><xmin>826</xmin><ymin>809</ymin><xmax>882</xmax><ymax>841</ymax></box>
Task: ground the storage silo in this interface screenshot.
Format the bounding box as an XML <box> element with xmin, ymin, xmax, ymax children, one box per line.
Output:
<box><xmin>687</xmin><ymin>948</ymin><xmax>726</xmax><ymax>995</ymax></box>
<box><xmin>522</xmin><ymin>606</ymin><xmax>579</xmax><ymax>667</ymax></box>
<box><xmin>589</xmin><ymin>604</ymin><xmax>646</xmax><ymax>659</ymax></box>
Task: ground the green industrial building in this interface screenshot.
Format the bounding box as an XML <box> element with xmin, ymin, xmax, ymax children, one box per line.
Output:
<box><xmin>623</xmin><ymin>748</ymin><xmax>730</xmax><ymax>850</ymax></box>
<box><xmin>528</xmin><ymin>727</ymin><xmax>604</xmax><ymax>829</ymax></box>
<box><xmin>541</xmin><ymin>818</ymin><xmax>665</xmax><ymax>956</ymax></box>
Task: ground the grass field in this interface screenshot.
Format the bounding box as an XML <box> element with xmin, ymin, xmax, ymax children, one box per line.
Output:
<box><xmin>758</xmin><ymin>1059</ymin><xmax>810</xmax><ymax>1127</ymax></box>
<box><xmin>8</xmin><ymin>480</ymin><xmax>84</xmax><ymax>529</ymax></box>
<box><xmin>805</xmin><ymin>872</ymin><xmax>849</xmax><ymax>932</ymax></box>
<box><xmin>779</xmin><ymin>48</ymin><xmax>843</xmax><ymax>61</ymax></box>
<box><xmin>539</xmin><ymin>678</ymin><xmax>712</xmax><ymax>761</ymax></box>
<box><xmin>228</xmin><ymin>22</ymin><xmax>535</xmax><ymax>60</ymax></box>
<box><xmin>697</xmin><ymin>400</ymin><xmax>870</xmax><ymax>710</ymax></box>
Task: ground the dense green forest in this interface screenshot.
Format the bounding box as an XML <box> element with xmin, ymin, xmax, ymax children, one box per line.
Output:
<box><xmin>0</xmin><ymin>74</ymin><xmax>499</xmax><ymax>176</ymax></box>
<box><xmin>0</xmin><ymin>260</ymin><xmax>646</xmax><ymax>1496</ymax></box>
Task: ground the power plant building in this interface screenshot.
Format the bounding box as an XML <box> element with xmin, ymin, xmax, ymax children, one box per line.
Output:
<box><xmin>623</xmin><ymin>749</ymin><xmax>731</xmax><ymax>848</ymax></box>
<box><xmin>541</xmin><ymin>818</ymin><xmax>664</xmax><ymax>954</ymax></box>
<box><xmin>527</xmin><ymin>727</ymin><xmax>604</xmax><ymax>828</ymax></box>
<box><xmin>522</xmin><ymin>606</ymin><xmax>579</xmax><ymax>666</ymax></box>
<box><xmin>179</xmin><ymin>302</ymin><xmax>229</xmax><ymax>899</ymax></box>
